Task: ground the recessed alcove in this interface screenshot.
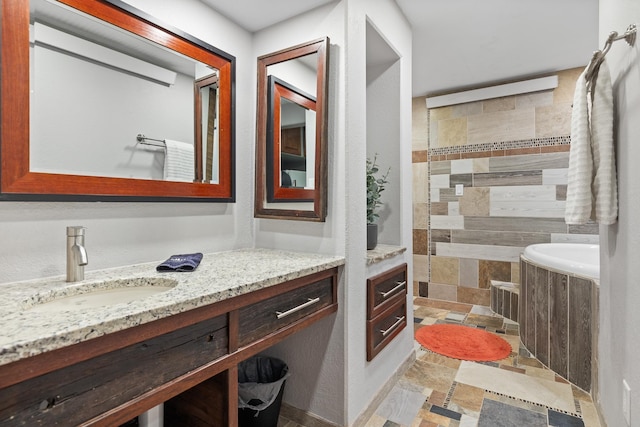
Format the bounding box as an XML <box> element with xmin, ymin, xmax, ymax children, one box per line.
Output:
<box><xmin>366</xmin><ymin>20</ymin><xmax>402</xmax><ymax>246</ymax></box>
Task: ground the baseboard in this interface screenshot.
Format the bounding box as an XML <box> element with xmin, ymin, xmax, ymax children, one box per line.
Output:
<box><xmin>281</xmin><ymin>350</ymin><xmax>416</xmax><ymax>427</ymax></box>
<box><xmin>280</xmin><ymin>402</ymin><xmax>340</xmax><ymax>427</ymax></box>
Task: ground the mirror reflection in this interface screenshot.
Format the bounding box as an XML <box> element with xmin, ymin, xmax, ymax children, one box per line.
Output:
<box><xmin>267</xmin><ymin>75</ymin><xmax>316</xmax><ymax>202</ymax></box>
<box><xmin>195</xmin><ymin>73</ymin><xmax>220</xmax><ymax>184</ymax></box>
<box><xmin>255</xmin><ymin>37</ymin><xmax>329</xmax><ymax>221</ymax></box>
<box><xmin>29</xmin><ymin>0</ymin><xmax>216</xmax><ymax>183</ymax></box>
<box><xmin>1</xmin><ymin>0</ymin><xmax>235</xmax><ymax>201</ymax></box>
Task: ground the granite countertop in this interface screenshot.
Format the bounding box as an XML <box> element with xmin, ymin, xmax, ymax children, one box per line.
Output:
<box><xmin>0</xmin><ymin>248</ymin><xmax>345</xmax><ymax>367</ymax></box>
<box><xmin>366</xmin><ymin>244</ymin><xmax>407</xmax><ymax>265</ymax></box>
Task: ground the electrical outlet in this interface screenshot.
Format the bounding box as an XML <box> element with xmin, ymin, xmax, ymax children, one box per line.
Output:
<box><xmin>455</xmin><ymin>184</ymin><xmax>464</xmax><ymax>196</ymax></box>
<box><xmin>623</xmin><ymin>379</ymin><xmax>631</xmax><ymax>425</ymax></box>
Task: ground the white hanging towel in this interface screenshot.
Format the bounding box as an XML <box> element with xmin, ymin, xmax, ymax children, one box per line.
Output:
<box><xmin>564</xmin><ymin>59</ymin><xmax>618</xmax><ymax>225</ymax></box>
<box><xmin>591</xmin><ymin>61</ymin><xmax>617</xmax><ymax>224</ymax></box>
<box><xmin>565</xmin><ymin>70</ymin><xmax>593</xmax><ymax>224</ymax></box>
<box><xmin>163</xmin><ymin>139</ymin><xmax>194</xmax><ymax>182</ymax></box>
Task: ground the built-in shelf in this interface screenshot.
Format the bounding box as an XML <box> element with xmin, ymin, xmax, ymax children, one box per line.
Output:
<box><xmin>367</xmin><ymin>244</ymin><xmax>407</xmax><ymax>265</ymax></box>
<box><xmin>366</xmin><ymin>244</ymin><xmax>406</xmax><ymax>265</ymax></box>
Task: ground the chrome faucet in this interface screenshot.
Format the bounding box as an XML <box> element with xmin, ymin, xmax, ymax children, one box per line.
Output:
<box><xmin>66</xmin><ymin>226</ymin><xmax>88</xmax><ymax>282</ymax></box>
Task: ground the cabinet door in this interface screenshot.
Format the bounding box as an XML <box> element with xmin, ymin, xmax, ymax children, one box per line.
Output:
<box><xmin>367</xmin><ymin>263</ymin><xmax>407</xmax><ymax>319</ymax></box>
<box><xmin>281</xmin><ymin>126</ymin><xmax>305</xmax><ymax>156</ymax></box>
<box><xmin>367</xmin><ymin>298</ymin><xmax>407</xmax><ymax>361</ymax></box>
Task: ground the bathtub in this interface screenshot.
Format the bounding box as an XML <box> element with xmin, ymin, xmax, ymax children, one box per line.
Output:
<box><xmin>522</xmin><ymin>243</ymin><xmax>599</xmax><ymax>279</ymax></box>
<box><xmin>519</xmin><ymin>242</ymin><xmax>600</xmax><ymax>393</ymax></box>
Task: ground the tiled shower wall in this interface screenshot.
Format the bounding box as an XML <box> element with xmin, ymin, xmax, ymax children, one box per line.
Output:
<box><xmin>411</xmin><ymin>67</ymin><xmax>599</xmax><ymax>305</ymax></box>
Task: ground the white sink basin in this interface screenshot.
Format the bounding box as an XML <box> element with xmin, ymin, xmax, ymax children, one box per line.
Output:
<box><xmin>24</xmin><ymin>278</ymin><xmax>177</xmax><ymax>313</ymax></box>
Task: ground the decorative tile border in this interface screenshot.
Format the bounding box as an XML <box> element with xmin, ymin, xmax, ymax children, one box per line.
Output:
<box><xmin>428</xmin><ymin>135</ymin><xmax>570</xmax><ymax>158</ymax></box>
<box><xmin>484</xmin><ymin>390</ymin><xmax>582</xmax><ymax>418</ymax></box>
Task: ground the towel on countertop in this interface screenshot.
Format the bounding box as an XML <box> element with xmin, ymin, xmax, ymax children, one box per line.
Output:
<box><xmin>565</xmin><ymin>59</ymin><xmax>618</xmax><ymax>224</ymax></box>
<box><xmin>164</xmin><ymin>139</ymin><xmax>195</xmax><ymax>182</ymax></box>
<box><xmin>156</xmin><ymin>253</ymin><xmax>203</xmax><ymax>272</ymax></box>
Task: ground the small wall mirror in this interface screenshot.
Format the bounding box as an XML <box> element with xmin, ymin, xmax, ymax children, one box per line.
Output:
<box><xmin>255</xmin><ymin>38</ymin><xmax>329</xmax><ymax>221</ymax></box>
<box><xmin>1</xmin><ymin>0</ymin><xmax>235</xmax><ymax>201</ymax></box>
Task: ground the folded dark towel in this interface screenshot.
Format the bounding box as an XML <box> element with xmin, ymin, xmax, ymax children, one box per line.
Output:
<box><xmin>156</xmin><ymin>253</ymin><xmax>203</xmax><ymax>272</ymax></box>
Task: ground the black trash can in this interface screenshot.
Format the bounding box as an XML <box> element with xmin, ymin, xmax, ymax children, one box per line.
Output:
<box><xmin>238</xmin><ymin>356</ymin><xmax>290</xmax><ymax>427</ymax></box>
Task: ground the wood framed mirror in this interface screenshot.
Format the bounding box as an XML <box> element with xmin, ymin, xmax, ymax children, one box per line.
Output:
<box><xmin>1</xmin><ymin>0</ymin><xmax>235</xmax><ymax>201</ymax></box>
<box><xmin>255</xmin><ymin>37</ymin><xmax>329</xmax><ymax>221</ymax></box>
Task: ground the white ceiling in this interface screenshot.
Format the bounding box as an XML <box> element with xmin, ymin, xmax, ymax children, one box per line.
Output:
<box><xmin>398</xmin><ymin>0</ymin><xmax>599</xmax><ymax>97</ymax></box>
<box><xmin>199</xmin><ymin>0</ymin><xmax>600</xmax><ymax>97</ymax></box>
<box><xmin>199</xmin><ymin>0</ymin><xmax>336</xmax><ymax>32</ymax></box>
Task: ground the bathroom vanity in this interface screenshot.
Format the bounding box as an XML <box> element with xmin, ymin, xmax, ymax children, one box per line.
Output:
<box><xmin>0</xmin><ymin>249</ymin><xmax>344</xmax><ymax>426</ymax></box>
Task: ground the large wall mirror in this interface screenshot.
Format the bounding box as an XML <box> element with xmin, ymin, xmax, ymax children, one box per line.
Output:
<box><xmin>1</xmin><ymin>0</ymin><xmax>235</xmax><ymax>201</ymax></box>
<box><xmin>255</xmin><ymin>37</ymin><xmax>329</xmax><ymax>221</ymax></box>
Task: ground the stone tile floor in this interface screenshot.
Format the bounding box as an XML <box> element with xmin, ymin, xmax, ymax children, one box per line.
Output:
<box><xmin>279</xmin><ymin>297</ymin><xmax>603</xmax><ymax>427</ymax></box>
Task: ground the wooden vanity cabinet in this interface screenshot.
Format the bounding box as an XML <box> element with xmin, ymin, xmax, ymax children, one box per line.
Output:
<box><xmin>0</xmin><ymin>267</ymin><xmax>338</xmax><ymax>427</ymax></box>
<box><xmin>0</xmin><ymin>314</ymin><xmax>229</xmax><ymax>426</ymax></box>
<box><xmin>366</xmin><ymin>263</ymin><xmax>407</xmax><ymax>361</ymax></box>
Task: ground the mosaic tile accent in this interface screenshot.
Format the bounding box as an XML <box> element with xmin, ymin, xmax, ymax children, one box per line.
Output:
<box><xmin>428</xmin><ymin>135</ymin><xmax>570</xmax><ymax>158</ymax></box>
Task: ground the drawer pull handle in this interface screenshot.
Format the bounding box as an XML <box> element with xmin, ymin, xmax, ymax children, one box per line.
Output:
<box><xmin>379</xmin><ymin>281</ymin><xmax>406</xmax><ymax>299</ymax></box>
<box><xmin>276</xmin><ymin>297</ymin><xmax>320</xmax><ymax>319</ymax></box>
<box><xmin>380</xmin><ymin>316</ymin><xmax>405</xmax><ymax>337</ymax></box>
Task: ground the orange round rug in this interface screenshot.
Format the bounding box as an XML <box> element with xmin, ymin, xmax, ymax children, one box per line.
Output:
<box><xmin>415</xmin><ymin>324</ymin><xmax>512</xmax><ymax>361</ymax></box>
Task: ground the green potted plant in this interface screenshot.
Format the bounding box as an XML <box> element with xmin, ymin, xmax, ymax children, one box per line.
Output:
<box><xmin>366</xmin><ymin>155</ymin><xmax>390</xmax><ymax>250</ymax></box>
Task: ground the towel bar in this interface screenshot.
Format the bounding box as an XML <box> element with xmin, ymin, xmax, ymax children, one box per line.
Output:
<box><xmin>585</xmin><ymin>23</ymin><xmax>637</xmax><ymax>86</ymax></box>
<box><xmin>136</xmin><ymin>133</ymin><xmax>165</xmax><ymax>147</ymax></box>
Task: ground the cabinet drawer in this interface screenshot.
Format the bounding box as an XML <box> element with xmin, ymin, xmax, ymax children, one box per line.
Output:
<box><xmin>366</xmin><ymin>299</ymin><xmax>407</xmax><ymax>361</ymax></box>
<box><xmin>238</xmin><ymin>275</ymin><xmax>335</xmax><ymax>348</ymax></box>
<box><xmin>0</xmin><ymin>315</ymin><xmax>228</xmax><ymax>426</ymax></box>
<box><xmin>367</xmin><ymin>263</ymin><xmax>407</xmax><ymax>319</ymax></box>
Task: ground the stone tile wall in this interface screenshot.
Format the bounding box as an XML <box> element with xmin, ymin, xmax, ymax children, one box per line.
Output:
<box><xmin>411</xmin><ymin>67</ymin><xmax>599</xmax><ymax>305</ymax></box>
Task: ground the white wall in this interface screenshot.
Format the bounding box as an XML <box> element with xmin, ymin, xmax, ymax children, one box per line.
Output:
<box><xmin>252</xmin><ymin>3</ymin><xmax>348</xmax><ymax>423</ymax></box>
<box><xmin>268</xmin><ymin>59</ymin><xmax>318</xmax><ymax>98</ymax></box>
<box><xmin>367</xmin><ymin>51</ymin><xmax>402</xmax><ymax>245</ymax></box>
<box><xmin>346</xmin><ymin>0</ymin><xmax>413</xmax><ymax>424</ymax></box>
<box><xmin>0</xmin><ymin>0</ymin><xmax>255</xmax><ymax>285</ymax></box>
<box><xmin>254</xmin><ymin>1</ymin><xmax>413</xmax><ymax>425</ymax></box>
<box><xmin>253</xmin><ymin>3</ymin><xmax>345</xmax><ymax>257</ymax></box>
<box><xmin>597</xmin><ymin>1</ymin><xmax>640</xmax><ymax>426</ymax></box>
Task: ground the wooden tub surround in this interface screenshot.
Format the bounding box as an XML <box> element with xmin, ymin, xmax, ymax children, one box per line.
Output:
<box><xmin>519</xmin><ymin>255</ymin><xmax>598</xmax><ymax>394</ymax></box>
<box><xmin>0</xmin><ymin>249</ymin><xmax>344</xmax><ymax>426</ymax></box>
